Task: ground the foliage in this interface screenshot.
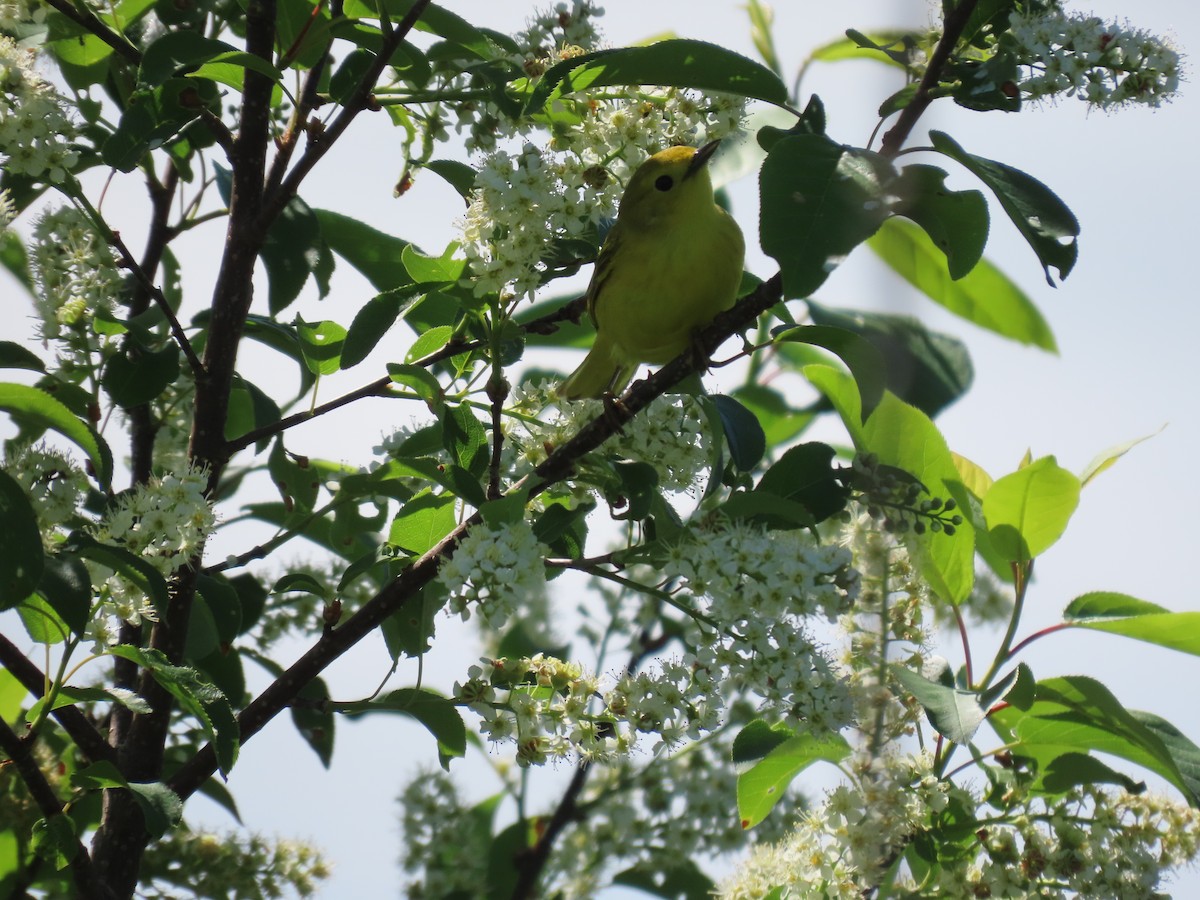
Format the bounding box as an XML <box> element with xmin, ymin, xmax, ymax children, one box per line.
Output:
<box><xmin>0</xmin><ymin>0</ymin><xmax>1193</xmax><ymax>897</ymax></box>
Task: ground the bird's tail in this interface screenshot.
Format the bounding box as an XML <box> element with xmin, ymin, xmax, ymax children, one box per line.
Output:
<box><xmin>557</xmin><ymin>333</ymin><xmax>636</xmax><ymax>400</ymax></box>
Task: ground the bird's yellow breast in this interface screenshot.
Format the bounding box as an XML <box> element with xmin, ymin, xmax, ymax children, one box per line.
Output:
<box><xmin>591</xmin><ymin>207</ymin><xmax>744</xmax><ymax>365</ymax></box>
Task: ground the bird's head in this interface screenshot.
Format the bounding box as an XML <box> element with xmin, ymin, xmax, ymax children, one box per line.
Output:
<box><xmin>616</xmin><ymin>140</ymin><xmax>722</xmax><ymax>230</ymax></box>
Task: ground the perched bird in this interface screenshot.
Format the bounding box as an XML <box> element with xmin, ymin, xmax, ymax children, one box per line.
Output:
<box><xmin>558</xmin><ymin>140</ymin><xmax>745</xmax><ymax>400</ymax></box>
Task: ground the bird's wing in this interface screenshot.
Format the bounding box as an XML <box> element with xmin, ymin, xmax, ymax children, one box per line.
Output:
<box><xmin>585</xmin><ymin>223</ymin><xmax>622</xmax><ymax>327</ymax></box>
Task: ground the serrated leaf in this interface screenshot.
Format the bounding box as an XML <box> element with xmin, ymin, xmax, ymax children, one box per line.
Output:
<box><xmin>930</xmin><ymin>131</ymin><xmax>1078</xmax><ymax>286</ymax></box>
<box><xmin>1063</xmin><ymin>594</ymin><xmax>1200</xmax><ymax>658</ymax></box>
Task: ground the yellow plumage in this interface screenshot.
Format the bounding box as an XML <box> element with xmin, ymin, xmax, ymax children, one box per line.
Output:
<box><xmin>558</xmin><ymin>141</ymin><xmax>746</xmax><ymax>400</ymax></box>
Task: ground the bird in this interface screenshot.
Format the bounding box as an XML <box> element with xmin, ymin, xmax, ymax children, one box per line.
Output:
<box><xmin>557</xmin><ymin>140</ymin><xmax>746</xmax><ymax>400</ymax></box>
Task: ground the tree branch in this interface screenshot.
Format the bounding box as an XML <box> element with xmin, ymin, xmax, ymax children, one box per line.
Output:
<box><xmin>261</xmin><ymin>0</ymin><xmax>434</xmax><ymax>224</ymax></box>
<box><xmin>878</xmin><ymin>0</ymin><xmax>981</xmax><ymax>157</ymax></box>
<box><xmin>40</xmin><ymin>0</ymin><xmax>140</xmax><ymax>65</ymax></box>
<box><xmin>167</xmin><ymin>272</ymin><xmax>784</xmax><ymax>802</ymax></box>
<box><xmin>0</xmin><ymin>717</ymin><xmax>108</xmax><ymax>899</ymax></box>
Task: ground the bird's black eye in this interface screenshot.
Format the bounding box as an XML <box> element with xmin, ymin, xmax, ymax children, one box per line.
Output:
<box><xmin>655</xmin><ymin>174</ymin><xmax>674</xmax><ymax>192</ymax></box>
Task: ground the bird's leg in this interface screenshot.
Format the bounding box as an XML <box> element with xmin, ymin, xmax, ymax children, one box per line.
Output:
<box><xmin>601</xmin><ymin>391</ymin><xmax>630</xmax><ymax>431</ymax></box>
<box><xmin>687</xmin><ymin>328</ymin><xmax>714</xmax><ymax>374</ymax></box>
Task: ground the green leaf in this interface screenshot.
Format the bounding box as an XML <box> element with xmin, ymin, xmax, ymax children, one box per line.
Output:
<box><xmin>63</xmin><ymin>533</ymin><xmax>170</xmax><ymax>612</ymax></box>
<box><xmin>754</xmin><ymin>442</ymin><xmax>848</xmax><ymax>523</ymax></box>
<box><xmin>387</xmin><ymin>363</ymin><xmax>445</xmax><ymax>410</ymax></box>
<box><xmin>893</xmin><ymin>666</ymin><xmax>985</xmax><ymax>745</ymax></box>
<box><xmin>338</xmin><ymin>688</ymin><xmax>466</xmax><ymax>767</ymax></box>
<box><xmin>101</xmin><ymin>343</ymin><xmax>181</xmax><ymax>408</ymax></box>
<box><xmin>1079</xmin><ymin>428</ymin><xmax>1162</xmax><ymax>488</ymax></box>
<box><xmin>710</xmin><ymin>394</ymin><xmax>765</xmax><ymax>472</ymax></box>
<box><xmin>108</xmin><ymin>645</ymin><xmax>239</xmax><ymax>776</ymax></box>
<box><xmin>313</xmin><ymin>209</ymin><xmax>412</xmax><ymax>292</ymax></box>
<box><xmin>889</xmin><ymin>164</ymin><xmax>988</xmax><ymax>279</ymax></box>
<box><xmin>855</xmin><ymin>386</ymin><xmax>975</xmax><ymax>603</ymax></box>
<box><xmin>194</xmin><ymin>574</ymin><xmax>243</xmax><ymax>645</ymax></box>
<box><xmin>268</xmin><ymin>439</ymin><xmax>320</xmax><ymax>512</ymax></box>
<box><xmin>102</xmin><ymin>78</ymin><xmax>220</xmax><ymax>172</ymax></box>
<box><xmin>1064</xmin><ymin>593</ymin><xmax>1200</xmax><ymax>658</ymax></box>
<box><xmin>292</xmin><ymin>678</ymin><xmax>335</xmax><ymax>768</ymax></box>
<box><xmin>613</xmin><ymin>859</ymin><xmax>714</xmax><ymax>899</ymax></box>
<box><xmin>526</xmin><ymin>39</ymin><xmax>788</xmax><ymax>115</ymax></box>
<box><xmin>34</xmin><ymin>555</ymin><xmax>91</xmax><ymax>636</ymax></box>
<box><xmin>0</xmin><ymin>383</ymin><xmax>113</xmax><ymax>488</ymax></box>
<box><xmin>389</xmin><ymin>491</ymin><xmax>457</xmax><ymax>556</ymax></box>
<box><xmin>0</xmin><ymin>468</ymin><xmax>43</xmax><ymax>610</ymax></box>
<box><xmin>401</xmin><ymin>242</ymin><xmax>465</xmax><ymax>284</ymax></box>
<box><xmin>295</xmin><ymin>318</ymin><xmax>346</xmax><ymax>375</ymax></box>
<box><xmin>342</xmin><ymin>286</ymin><xmax>424</xmax><ymax>368</ymax></box>
<box><xmin>868</xmin><ymin>219</ymin><xmax>1056</xmax><ymax>351</ymax></box>
<box><xmin>140</xmin><ymin>31</ymin><xmax>244</xmax><ymax>84</ymax></box>
<box><xmin>930</xmin><ymin>131</ymin><xmax>1079</xmax><ymax>285</ymax></box>
<box><xmin>806</xmin><ymin>301</ymin><xmax>973</xmax><ymax>418</ymax></box>
<box><xmin>188</xmin><ymin>51</ymin><xmax>285</xmax><ymax>91</ymax></box>
<box><xmin>824</xmin><ymin>29</ymin><xmax>919</xmax><ymax>68</ymax></box>
<box><xmin>405</xmin><ymin>324</ymin><xmax>455</xmax><ymax>363</ymax></box>
<box><xmin>983</xmin><ymin>456</ymin><xmax>1080</xmax><ymax>563</ymax></box>
<box><xmin>30</xmin><ymin>815</ymin><xmax>76</xmax><ymax>870</ymax></box>
<box><xmin>263</xmin><ymin>197</ymin><xmax>334</xmax><ymax>315</ymax></box>
<box><xmin>729</xmin><ymin>383</ymin><xmax>813</xmax><ymax>448</ymax></box>
<box><xmin>773</xmin><ymin>324</ymin><xmax>887</xmax><ymax>420</ymax></box>
<box><xmin>1039</xmin><ymin>752</ymin><xmax>1146</xmax><ymax>796</ymax></box>
<box><xmin>18</xmin><ymin>594</ymin><xmax>70</xmax><ymax>645</ymax></box>
<box><xmin>422</xmin><ymin>159</ymin><xmax>478</xmax><ymax>200</ymax></box>
<box><xmin>0</xmin><ymin>341</ymin><xmax>44</xmax><ymax>372</ymax></box>
<box><xmin>441</xmin><ymin>403</ymin><xmax>488</xmax><ymax>477</ymax></box>
<box><xmin>128</xmin><ymin>781</ymin><xmax>184</xmax><ymax>839</ymax></box>
<box><xmin>734</xmin><ymin>720</ymin><xmax>851</xmax><ymax>828</ymax></box>
<box><xmin>760</xmin><ymin>134</ymin><xmax>892</xmax><ymax>298</ymax></box>
<box><xmin>991</xmin><ymin>676</ymin><xmax>1198</xmax><ymax>804</ymax></box>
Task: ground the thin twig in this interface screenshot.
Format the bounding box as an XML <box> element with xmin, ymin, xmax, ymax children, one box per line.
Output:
<box><xmin>262</xmin><ymin>0</ymin><xmax>435</xmax><ymax>223</ymax></box>
<box><xmin>878</xmin><ymin>0</ymin><xmax>981</xmax><ymax>157</ymax></box>
<box><xmin>40</xmin><ymin>0</ymin><xmax>140</xmax><ymax>64</ymax></box>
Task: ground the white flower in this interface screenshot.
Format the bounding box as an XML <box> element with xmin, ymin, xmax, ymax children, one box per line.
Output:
<box><xmin>438</xmin><ymin>517</ymin><xmax>550</xmax><ymax>629</ymax></box>
<box><xmin>3</xmin><ymin>442</ymin><xmax>88</xmax><ymax>547</ymax></box>
<box><xmin>1008</xmin><ymin>10</ymin><xmax>1183</xmax><ymax>109</ymax></box>
<box><xmin>0</xmin><ymin>38</ymin><xmax>79</xmax><ymax>181</ymax></box>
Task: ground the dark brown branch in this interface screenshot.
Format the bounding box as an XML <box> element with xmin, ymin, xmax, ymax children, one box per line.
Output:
<box><xmin>0</xmin><ymin>717</ymin><xmax>108</xmax><ymax>898</ymax></box>
<box><xmin>486</xmin><ymin>370</ymin><xmax>508</xmax><ymax>500</ymax></box>
<box><xmin>40</xmin><ymin>0</ymin><xmax>140</xmax><ymax>65</ymax></box>
<box><xmin>0</xmin><ymin>633</ymin><xmax>116</xmax><ymax>767</ymax></box>
<box><xmin>261</xmin><ymin>0</ymin><xmax>434</xmax><ymax>224</ymax></box>
<box><xmin>878</xmin><ymin>0</ymin><xmax>981</xmax><ymax>157</ymax></box>
<box><xmin>167</xmin><ymin>272</ymin><xmax>784</xmax><ymax>803</ymax></box>
<box><xmin>108</xmin><ymin>228</ymin><xmax>205</xmax><ymax>378</ymax></box>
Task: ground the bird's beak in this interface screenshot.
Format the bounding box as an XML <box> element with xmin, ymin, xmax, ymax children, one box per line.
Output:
<box><xmin>686</xmin><ymin>139</ymin><xmax>721</xmax><ymax>179</ymax></box>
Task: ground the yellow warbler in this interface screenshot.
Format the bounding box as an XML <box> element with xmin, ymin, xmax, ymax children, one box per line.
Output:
<box><xmin>558</xmin><ymin>140</ymin><xmax>745</xmax><ymax>400</ymax></box>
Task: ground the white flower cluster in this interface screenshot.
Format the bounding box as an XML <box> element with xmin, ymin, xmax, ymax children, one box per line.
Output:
<box><xmin>438</xmin><ymin>518</ymin><xmax>550</xmax><ymax>629</ymax></box>
<box><xmin>506</xmin><ymin>381</ymin><xmax>713</xmax><ymax>493</ymax></box>
<box><xmin>398</xmin><ymin>769</ymin><xmax>489</xmax><ymax>898</ymax></box>
<box><xmin>3</xmin><ymin>442</ymin><xmax>88</xmax><ymax>548</ymax></box>
<box><xmin>720</xmin><ymin>751</ymin><xmax>949</xmax><ymax>899</ymax></box>
<box><xmin>1007</xmin><ymin>8</ymin><xmax>1183</xmax><ymax>109</ymax></box>
<box><xmin>86</xmin><ymin>463</ymin><xmax>215</xmax><ymax>649</ymax></box>
<box><xmin>902</xmin><ymin>785</ymin><xmax>1200</xmax><ymax>897</ymax></box>
<box><xmin>665</xmin><ymin>520</ymin><xmax>860</xmax><ymax>732</ymax></box>
<box><xmin>545</xmin><ymin>735</ymin><xmax>800</xmax><ymax>898</ymax></box>
<box><xmin>29</xmin><ymin>205</ymin><xmax>122</xmax><ymax>346</ymax></box>
<box><xmin>0</xmin><ymin>0</ymin><xmax>46</xmax><ymax>31</ymax></box>
<box><xmin>0</xmin><ymin>37</ymin><xmax>79</xmax><ymax>181</ymax></box>
<box><xmin>457</xmin><ymin>652</ymin><xmax>723</xmax><ymax>765</ymax></box>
